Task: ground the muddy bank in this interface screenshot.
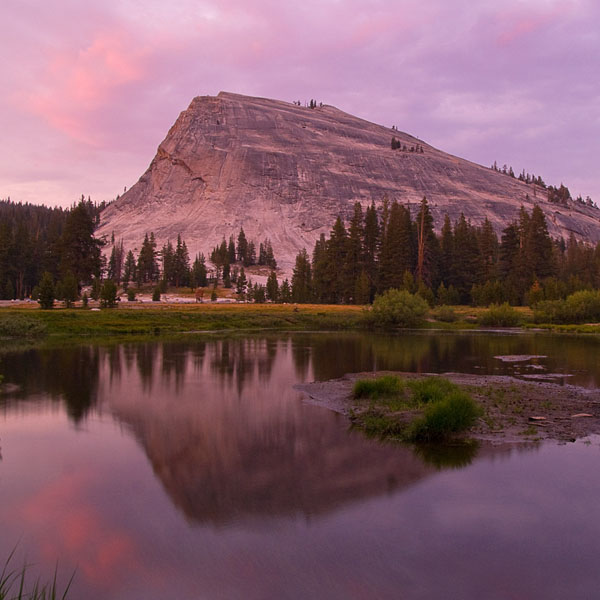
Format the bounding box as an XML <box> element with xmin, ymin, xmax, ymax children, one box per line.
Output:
<box><xmin>296</xmin><ymin>372</ymin><xmax>600</xmax><ymax>444</ymax></box>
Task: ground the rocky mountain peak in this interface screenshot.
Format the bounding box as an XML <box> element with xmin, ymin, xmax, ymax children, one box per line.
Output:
<box><xmin>98</xmin><ymin>92</ymin><xmax>600</xmax><ymax>271</ymax></box>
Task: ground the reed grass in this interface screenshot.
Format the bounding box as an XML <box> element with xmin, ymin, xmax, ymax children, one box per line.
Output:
<box><xmin>0</xmin><ymin>550</ymin><xmax>74</xmax><ymax>600</ymax></box>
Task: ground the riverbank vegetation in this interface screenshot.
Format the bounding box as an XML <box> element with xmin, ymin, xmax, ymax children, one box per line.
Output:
<box><xmin>1</xmin><ymin>196</ymin><xmax>600</xmax><ymax>331</ymax></box>
<box><xmin>351</xmin><ymin>375</ymin><xmax>482</xmax><ymax>442</ymax></box>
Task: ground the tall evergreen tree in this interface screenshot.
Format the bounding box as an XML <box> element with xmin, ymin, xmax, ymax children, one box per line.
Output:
<box><xmin>60</xmin><ymin>200</ymin><xmax>102</xmax><ymax>285</ymax></box>
<box><xmin>291</xmin><ymin>249</ymin><xmax>312</xmax><ymax>303</ymax></box>
<box><xmin>378</xmin><ymin>201</ymin><xmax>413</xmax><ymax>291</ymax></box>
<box><xmin>347</xmin><ymin>203</ymin><xmax>365</xmax><ymax>303</ymax></box>
<box><xmin>415</xmin><ymin>197</ymin><xmax>439</xmax><ymax>288</ymax></box>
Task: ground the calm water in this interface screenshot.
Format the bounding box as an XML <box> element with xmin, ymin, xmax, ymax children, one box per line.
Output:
<box><xmin>1</xmin><ymin>331</ymin><xmax>600</xmax><ymax>599</ymax></box>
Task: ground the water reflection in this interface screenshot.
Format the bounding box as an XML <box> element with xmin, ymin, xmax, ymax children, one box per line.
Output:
<box><xmin>0</xmin><ymin>345</ymin><xmax>101</xmax><ymax>423</ymax></box>
<box><xmin>105</xmin><ymin>339</ymin><xmax>435</xmax><ymax>523</ymax></box>
<box><xmin>2</xmin><ymin>332</ymin><xmax>600</xmax><ymax>599</ymax></box>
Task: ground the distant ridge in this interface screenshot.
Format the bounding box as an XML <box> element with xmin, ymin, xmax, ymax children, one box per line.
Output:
<box><xmin>98</xmin><ymin>91</ymin><xmax>600</xmax><ymax>270</ymax></box>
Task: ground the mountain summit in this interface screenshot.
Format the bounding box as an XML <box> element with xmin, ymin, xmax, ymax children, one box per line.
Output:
<box><xmin>98</xmin><ymin>92</ymin><xmax>600</xmax><ymax>269</ymax></box>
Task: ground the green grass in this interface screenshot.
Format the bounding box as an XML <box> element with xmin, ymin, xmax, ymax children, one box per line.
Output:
<box><xmin>0</xmin><ymin>550</ymin><xmax>74</xmax><ymax>600</ymax></box>
<box><xmin>0</xmin><ymin>304</ymin><xmax>364</xmax><ymax>339</ymax></box>
<box><xmin>350</xmin><ymin>375</ymin><xmax>482</xmax><ymax>443</ymax></box>
<box><xmin>406</xmin><ymin>377</ymin><xmax>460</xmax><ymax>404</ymax></box>
<box><xmin>407</xmin><ymin>390</ymin><xmax>483</xmax><ymax>442</ymax></box>
<box><xmin>0</xmin><ymin>315</ymin><xmax>47</xmax><ymax>338</ymax></box>
<box><xmin>353</xmin><ymin>375</ymin><xmax>405</xmax><ymax>400</ymax></box>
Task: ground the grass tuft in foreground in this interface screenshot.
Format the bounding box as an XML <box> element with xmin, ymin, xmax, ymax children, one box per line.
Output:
<box><xmin>0</xmin><ymin>550</ymin><xmax>74</xmax><ymax>600</ymax></box>
<box><xmin>351</xmin><ymin>375</ymin><xmax>482</xmax><ymax>443</ymax></box>
<box><xmin>407</xmin><ymin>390</ymin><xmax>483</xmax><ymax>442</ymax></box>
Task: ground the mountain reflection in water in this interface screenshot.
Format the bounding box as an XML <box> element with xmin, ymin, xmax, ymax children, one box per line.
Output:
<box><xmin>3</xmin><ymin>332</ymin><xmax>598</xmax><ymax>600</ymax></box>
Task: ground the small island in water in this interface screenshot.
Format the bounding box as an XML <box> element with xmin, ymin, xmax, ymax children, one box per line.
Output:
<box><xmin>297</xmin><ymin>368</ymin><xmax>600</xmax><ymax>446</ymax></box>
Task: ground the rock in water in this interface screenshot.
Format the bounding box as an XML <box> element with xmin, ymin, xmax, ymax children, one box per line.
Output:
<box><xmin>98</xmin><ymin>91</ymin><xmax>600</xmax><ymax>272</ymax></box>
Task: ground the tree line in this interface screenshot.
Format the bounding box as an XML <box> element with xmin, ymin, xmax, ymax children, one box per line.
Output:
<box><xmin>0</xmin><ymin>197</ymin><xmax>105</xmax><ymax>300</ymax></box>
<box><xmin>288</xmin><ymin>197</ymin><xmax>600</xmax><ymax>306</ymax></box>
<box><xmin>2</xmin><ymin>195</ymin><xmax>600</xmax><ymax>308</ymax></box>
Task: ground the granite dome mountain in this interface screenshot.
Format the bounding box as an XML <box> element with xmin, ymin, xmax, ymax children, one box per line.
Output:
<box><xmin>98</xmin><ymin>92</ymin><xmax>600</xmax><ymax>271</ymax></box>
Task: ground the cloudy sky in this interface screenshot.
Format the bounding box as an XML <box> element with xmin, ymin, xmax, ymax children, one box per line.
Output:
<box><xmin>1</xmin><ymin>0</ymin><xmax>599</xmax><ymax>207</ymax></box>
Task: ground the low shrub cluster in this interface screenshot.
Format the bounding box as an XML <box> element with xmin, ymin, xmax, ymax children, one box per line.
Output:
<box><xmin>364</xmin><ymin>289</ymin><xmax>428</xmax><ymax>328</ymax></box>
<box><xmin>352</xmin><ymin>375</ymin><xmax>482</xmax><ymax>443</ymax></box>
<box><xmin>478</xmin><ymin>302</ymin><xmax>522</xmax><ymax>327</ymax></box>
<box><xmin>534</xmin><ymin>290</ymin><xmax>600</xmax><ymax>324</ymax></box>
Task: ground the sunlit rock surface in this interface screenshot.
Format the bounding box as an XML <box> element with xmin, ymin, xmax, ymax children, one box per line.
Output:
<box><xmin>98</xmin><ymin>91</ymin><xmax>600</xmax><ymax>271</ymax></box>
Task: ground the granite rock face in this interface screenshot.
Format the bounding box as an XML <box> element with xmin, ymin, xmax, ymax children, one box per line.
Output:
<box><xmin>98</xmin><ymin>91</ymin><xmax>600</xmax><ymax>271</ymax></box>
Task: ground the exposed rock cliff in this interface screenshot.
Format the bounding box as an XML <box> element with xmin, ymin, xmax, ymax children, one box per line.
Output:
<box><xmin>98</xmin><ymin>91</ymin><xmax>600</xmax><ymax>271</ymax></box>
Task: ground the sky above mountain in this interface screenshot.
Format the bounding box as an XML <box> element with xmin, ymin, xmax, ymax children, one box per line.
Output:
<box><xmin>2</xmin><ymin>0</ymin><xmax>599</xmax><ymax>208</ymax></box>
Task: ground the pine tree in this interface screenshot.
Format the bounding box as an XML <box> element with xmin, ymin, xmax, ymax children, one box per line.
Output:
<box><xmin>228</xmin><ymin>236</ymin><xmax>236</xmax><ymax>264</ymax></box>
<box><xmin>237</xmin><ymin>228</ymin><xmax>248</xmax><ymax>264</ymax></box>
<box><xmin>266</xmin><ymin>271</ymin><xmax>279</xmax><ymax>302</ymax></box>
<box><xmin>311</xmin><ymin>234</ymin><xmax>330</xmax><ymax>303</ymax></box>
<box><xmin>499</xmin><ymin>222</ymin><xmax>522</xmax><ymax>304</ymax></box>
<box><xmin>451</xmin><ymin>214</ymin><xmax>481</xmax><ymax>303</ymax></box>
<box><xmin>37</xmin><ymin>271</ymin><xmax>55</xmax><ymax>309</ymax></box>
<box><xmin>60</xmin><ymin>200</ymin><xmax>102</xmax><ymax>285</ymax></box>
<box><xmin>327</xmin><ymin>216</ymin><xmax>350</xmax><ymax>303</ymax></box>
<box><xmin>191</xmin><ymin>253</ymin><xmax>208</xmax><ymax>287</ymax></box>
<box><xmin>137</xmin><ymin>233</ymin><xmax>159</xmax><ymax>284</ymax></box>
<box><xmin>236</xmin><ymin>267</ymin><xmax>247</xmax><ymax>300</ymax></box>
<box><xmin>123</xmin><ymin>250</ymin><xmax>137</xmax><ymax>286</ymax></box>
<box><xmin>415</xmin><ymin>197</ymin><xmax>439</xmax><ymax>288</ymax></box>
<box><xmin>174</xmin><ymin>234</ymin><xmax>190</xmax><ymax>287</ymax></box>
<box><xmin>524</xmin><ymin>205</ymin><xmax>554</xmax><ymax>280</ymax></box>
<box><xmin>161</xmin><ymin>240</ymin><xmax>175</xmax><ymax>286</ymax></box>
<box><xmin>378</xmin><ymin>201</ymin><xmax>413</xmax><ymax>292</ymax></box>
<box><xmin>291</xmin><ymin>249</ymin><xmax>312</xmax><ymax>303</ymax></box>
<box><xmin>280</xmin><ymin>279</ymin><xmax>292</xmax><ymax>303</ymax></box>
<box><xmin>477</xmin><ymin>218</ymin><xmax>499</xmax><ymax>282</ymax></box>
<box><xmin>363</xmin><ymin>200</ymin><xmax>379</xmax><ymax>291</ymax></box>
<box><xmin>440</xmin><ymin>214</ymin><xmax>453</xmax><ymax>286</ymax></box>
<box><xmin>347</xmin><ymin>203</ymin><xmax>365</xmax><ymax>303</ymax></box>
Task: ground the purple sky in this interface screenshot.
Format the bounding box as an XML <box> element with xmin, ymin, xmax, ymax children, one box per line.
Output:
<box><xmin>2</xmin><ymin>0</ymin><xmax>599</xmax><ymax>208</ymax></box>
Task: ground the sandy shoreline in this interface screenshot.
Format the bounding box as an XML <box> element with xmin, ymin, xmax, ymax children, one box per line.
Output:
<box><xmin>296</xmin><ymin>371</ymin><xmax>600</xmax><ymax>445</ymax></box>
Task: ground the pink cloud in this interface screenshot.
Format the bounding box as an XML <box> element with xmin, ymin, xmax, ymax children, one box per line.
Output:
<box><xmin>495</xmin><ymin>4</ymin><xmax>569</xmax><ymax>46</ymax></box>
<box><xmin>24</xmin><ymin>29</ymin><xmax>150</xmax><ymax>145</ymax></box>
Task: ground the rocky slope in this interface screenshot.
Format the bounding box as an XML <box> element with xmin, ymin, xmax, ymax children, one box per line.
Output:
<box><xmin>98</xmin><ymin>91</ymin><xmax>600</xmax><ymax>271</ymax></box>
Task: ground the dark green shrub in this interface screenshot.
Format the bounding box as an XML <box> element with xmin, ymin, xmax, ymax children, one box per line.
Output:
<box><xmin>37</xmin><ymin>272</ymin><xmax>55</xmax><ymax>310</ymax></box>
<box><xmin>534</xmin><ymin>290</ymin><xmax>600</xmax><ymax>324</ymax></box>
<box><xmin>56</xmin><ymin>271</ymin><xmax>79</xmax><ymax>308</ymax></box>
<box><xmin>408</xmin><ymin>390</ymin><xmax>482</xmax><ymax>442</ymax></box>
<box><xmin>533</xmin><ymin>299</ymin><xmax>569</xmax><ymax>324</ymax></box>
<box><xmin>565</xmin><ymin>290</ymin><xmax>600</xmax><ymax>322</ymax></box>
<box><xmin>100</xmin><ymin>280</ymin><xmax>118</xmax><ymax>308</ymax></box>
<box><xmin>127</xmin><ymin>288</ymin><xmax>137</xmax><ymax>302</ymax></box>
<box><xmin>367</xmin><ymin>289</ymin><xmax>428</xmax><ymax>327</ymax></box>
<box><xmin>152</xmin><ymin>287</ymin><xmax>161</xmax><ymax>302</ymax></box>
<box><xmin>478</xmin><ymin>302</ymin><xmax>522</xmax><ymax>327</ymax></box>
